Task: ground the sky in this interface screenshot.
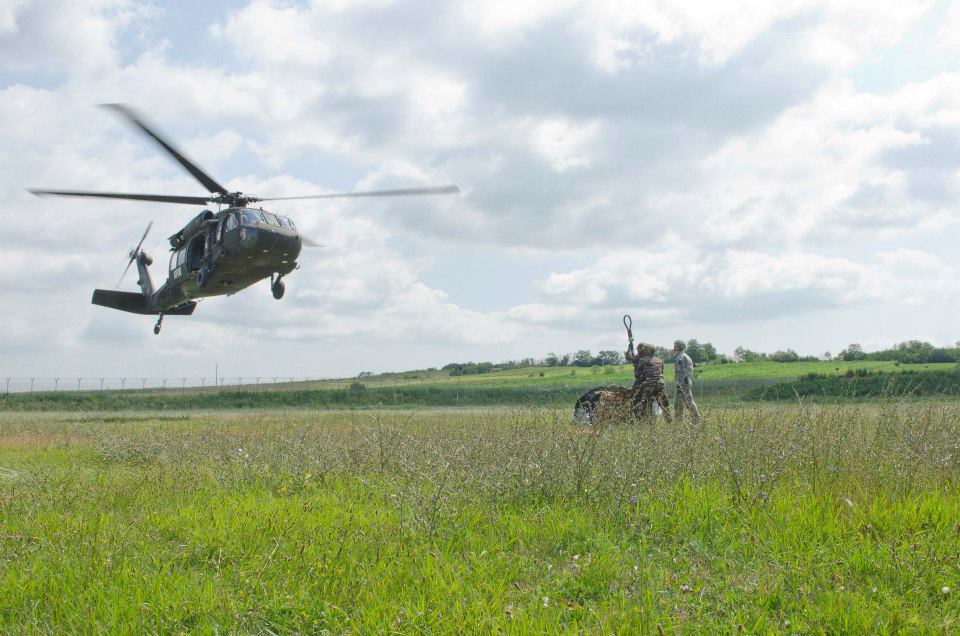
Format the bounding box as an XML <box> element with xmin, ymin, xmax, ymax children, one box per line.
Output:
<box><xmin>1</xmin><ymin>0</ymin><xmax>959</xmax><ymax>379</ymax></box>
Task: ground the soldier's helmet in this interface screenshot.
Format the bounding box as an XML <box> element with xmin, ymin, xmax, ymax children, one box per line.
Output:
<box><xmin>638</xmin><ymin>343</ymin><xmax>656</xmax><ymax>356</ymax></box>
<box><xmin>674</xmin><ymin>340</ymin><xmax>686</xmax><ymax>351</ymax></box>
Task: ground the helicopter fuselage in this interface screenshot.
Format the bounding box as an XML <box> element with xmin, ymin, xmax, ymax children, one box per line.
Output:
<box><xmin>148</xmin><ymin>206</ymin><xmax>302</xmax><ymax>312</ymax></box>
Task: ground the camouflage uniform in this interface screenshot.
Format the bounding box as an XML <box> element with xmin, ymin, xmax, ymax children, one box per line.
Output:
<box><xmin>673</xmin><ymin>344</ymin><xmax>701</xmax><ymax>424</ymax></box>
<box><xmin>625</xmin><ymin>342</ymin><xmax>671</xmax><ymax>421</ymax></box>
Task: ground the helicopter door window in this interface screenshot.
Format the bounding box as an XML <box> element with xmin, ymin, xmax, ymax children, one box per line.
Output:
<box><xmin>187</xmin><ymin>235</ymin><xmax>204</xmax><ymax>271</ymax></box>
<box><xmin>242</xmin><ymin>210</ymin><xmax>260</xmax><ymax>225</ymax></box>
<box><xmin>225</xmin><ymin>212</ymin><xmax>239</xmax><ymax>232</ymax></box>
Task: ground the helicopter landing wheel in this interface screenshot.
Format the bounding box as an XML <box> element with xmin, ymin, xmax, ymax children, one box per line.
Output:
<box><xmin>271</xmin><ymin>277</ymin><xmax>285</xmax><ymax>300</ymax></box>
<box><xmin>153</xmin><ymin>313</ymin><xmax>164</xmax><ymax>335</ymax></box>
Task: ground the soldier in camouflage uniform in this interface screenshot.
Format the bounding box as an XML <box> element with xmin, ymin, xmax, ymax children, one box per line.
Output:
<box><xmin>672</xmin><ymin>340</ymin><xmax>701</xmax><ymax>424</ymax></box>
<box><xmin>625</xmin><ymin>339</ymin><xmax>671</xmax><ymax>422</ymax></box>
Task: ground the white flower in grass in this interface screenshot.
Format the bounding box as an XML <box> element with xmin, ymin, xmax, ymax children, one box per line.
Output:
<box><xmin>943</xmin><ymin>586</ymin><xmax>951</xmax><ymax>594</ymax></box>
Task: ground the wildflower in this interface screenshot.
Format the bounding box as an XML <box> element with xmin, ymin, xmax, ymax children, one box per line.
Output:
<box><xmin>572</xmin><ymin>554</ymin><xmax>580</xmax><ymax>561</ymax></box>
<box><xmin>542</xmin><ymin>596</ymin><xmax>550</xmax><ymax>608</ymax></box>
<box><xmin>943</xmin><ymin>586</ymin><xmax>951</xmax><ymax>594</ymax></box>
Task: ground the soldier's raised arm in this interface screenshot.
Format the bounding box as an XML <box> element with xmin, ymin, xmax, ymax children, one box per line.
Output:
<box><xmin>625</xmin><ymin>338</ymin><xmax>636</xmax><ymax>362</ymax></box>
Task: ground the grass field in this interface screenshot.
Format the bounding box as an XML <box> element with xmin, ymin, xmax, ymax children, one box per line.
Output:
<box><xmin>1</xmin><ymin>404</ymin><xmax>958</xmax><ymax>632</ymax></box>
<box><xmin>3</xmin><ymin>360</ymin><xmax>955</xmax><ymax>412</ymax></box>
<box><xmin>290</xmin><ymin>360</ymin><xmax>957</xmax><ymax>390</ymax></box>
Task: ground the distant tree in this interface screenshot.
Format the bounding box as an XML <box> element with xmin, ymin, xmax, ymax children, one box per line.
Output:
<box><xmin>559</xmin><ymin>353</ymin><xmax>571</xmax><ymax>367</ymax></box>
<box><xmin>656</xmin><ymin>346</ymin><xmax>675</xmax><ymax>363</ymax></box>
<box><xmin>930</xmin><ymin>348</ymin><xmax>959</xmax><ymax>363</ymax></box>
<box><xmin>838</xmin><ymin>343</ymin><xmax>866</xmax><ymax>361</ymax></box>
<box><xmin>702</xmin><ymin>342</ymin><xmax>718</xmax><ymax>361</ymax></box>
<box><xmin>595</xmin><ymin>350</ymin><xmax>623</xmax><ymax>366</ymax></box>
<box><xmin>734</xmin><ymin>346</ymin><xmax>764</xmax><ymax>362</ymax></box>
<box><xmin>769</xmin><ymin>349</ymin><xmax>801</xmax><ymax>363</ymax></box>
<box><xmin>544</xmin><ymin>353</ymin><xmax>560</xmax><ymax>366</ymax></box>
<box><xmin>822</xmin><ymin>352</ymin><xmax>832</xmax><ymax>361</ymax></box>
<box><xmin>686</xmin><ymin>339</ymin><xmax>705</xmax><ymax>363</ymax></box>
<box><xmin>573</xmin><ymin>350</ymin><xmax>594</xmax><ymax>367</ymax></box>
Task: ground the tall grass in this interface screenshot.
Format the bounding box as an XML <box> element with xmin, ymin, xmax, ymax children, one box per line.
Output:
<box><xmin>748</xmin><ymin>369</ymin><xmax>960</xmax><ymax>401</ymax></box>
<box><xmin>0</xmin><ymin>404</ymin><xmax>957</xmax><ymax>632</ymax></box>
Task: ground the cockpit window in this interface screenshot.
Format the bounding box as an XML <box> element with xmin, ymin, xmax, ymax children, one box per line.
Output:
<box><xmin>242</xmin><ymin>210</ymin><xmax>261</xmax><ymax>225</ymax></box>
<box><xmin>260</xmin><ymin>212</ymin><xmax>280</xmax><ymax>226</ymax></box>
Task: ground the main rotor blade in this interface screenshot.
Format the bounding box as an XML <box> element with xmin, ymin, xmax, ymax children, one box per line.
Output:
<box><xmin>100</xmin><ymin>104</ymin><xmax>229</xmax><ymax>196</ymax></box>
<box><xmin>255</xmin><ymin>185</ymin><xmax>460</xmax><ymax>202</ymax></box>
<box><xmin>301</xmin><ymin>236</ymin><xmax>326</xmax><ymax>247</ymax></box>
<box><xmin>30</xmin><ymin>189</ymin><xmax>212</xmax><ymax>205</ymax></box>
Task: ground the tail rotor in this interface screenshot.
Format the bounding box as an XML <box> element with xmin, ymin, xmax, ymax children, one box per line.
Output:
<box><xmin>117</xmin><ymin>221</ymin><xmax>153</xmax><ymax>289</ymax></box>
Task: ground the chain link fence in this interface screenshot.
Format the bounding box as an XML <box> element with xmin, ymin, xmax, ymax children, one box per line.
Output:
<box><xmin>0</xmin><ymin>376</ymin><xmax>359</xmax><ymax>394</ymax></box>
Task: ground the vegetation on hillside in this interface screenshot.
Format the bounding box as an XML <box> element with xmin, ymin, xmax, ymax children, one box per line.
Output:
<box><xmin>3</xmin><ymin>361</ymin><xmax>956</xmax><ymax>411</ymax></box>
<box><xmin>747</xmin><ymin>368</ymin><xmax>960</xmax><ymax>401</ymax></box>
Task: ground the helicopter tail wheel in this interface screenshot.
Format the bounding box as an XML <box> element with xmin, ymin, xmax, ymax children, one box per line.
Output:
<box><xmin>153</xmin><ymin>313</ymin><xmax>164</xmax><ymax>335</ymax></box>
<box><xmin>271</xmin><ymin>277</ymin><xmax>285</xmax><ymax>300</ymax></box>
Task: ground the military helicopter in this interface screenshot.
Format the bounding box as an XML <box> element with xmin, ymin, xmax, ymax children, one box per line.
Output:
<box><xmin>30</xmin><ymin>104</ymin><xmax>459</xmax><ymax>334</ymax></box>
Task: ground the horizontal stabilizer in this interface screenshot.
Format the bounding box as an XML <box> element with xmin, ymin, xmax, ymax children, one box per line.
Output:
<box><xmin>91</xmin><ymin>290</ymin><xmax>196</xmax><ymax>316</ymax></box>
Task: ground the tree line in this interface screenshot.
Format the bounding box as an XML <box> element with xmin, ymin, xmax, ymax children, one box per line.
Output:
<box><xmin>440</xmin><ymin>339</ymin><xmax>960</xmax><ymax>376</ymax></box>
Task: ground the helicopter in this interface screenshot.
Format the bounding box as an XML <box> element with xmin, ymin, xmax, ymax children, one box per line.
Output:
<box><xmin>30</xmin><ymin>104</ymin><xmax>459</xmax><ymax>334</ymax></box>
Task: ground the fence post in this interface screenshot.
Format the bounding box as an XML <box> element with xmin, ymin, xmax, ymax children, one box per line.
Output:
<box><xmin>54</xmin><ymin>377</ymin><xmax>59</xmax><ymax>392</ymax></box>
<box><xmin>162</xmin><ymin>378</ymin><xmax>167</xmax><ymax>390</ymax></box>
<box><xmin>256</xmin><ymin>377</ymin><xmax>261</xmax><ymax>388</ymax></box>
<box><xmin>121</xmin><ymin>378</ymin><xmax>126</xmax><ymax>390</ymax></box>
<box><xmin>142</xmin><ymin>378</ymin><xmax>147</xmax><ymax>390</ymax></box>
<box><xmin>77</xmin><ymin>377</ymin><xmax>81</xmax><ymax>391</ymax></box>
<box><xmin>201</xmin><ymin>377</ymin><xmax>206</xmax><ymax>388</ymax></box>
<box><xmin>30</xmin><ymin>378</ymin><xmax>34</xmax><ymax>392</ymax></box>
<box><xmin>100</xmin><ymin>378</ymin><xmax>105</xmax><ymax>391</ymax></box>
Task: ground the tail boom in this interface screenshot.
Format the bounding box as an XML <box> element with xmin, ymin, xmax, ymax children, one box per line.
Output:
<box><xmin>91</xmin><ymin>290</ymin><xmax>196</xmax><ymax>315</ymax></box>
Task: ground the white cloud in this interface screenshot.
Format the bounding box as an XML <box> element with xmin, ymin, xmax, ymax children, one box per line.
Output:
<box><xmin>0</xmin><ymin>0</ymin><xmax>146</xmax><ymax>73</ymax></box>
<box><xmin>530</xmin><ymin>117</ymin><xmax>601</xmax><ymax>172</ymax></box>
<box><xmin>521</xmin><ymin>247</ymin><xmax>959</xmax><ymax>326</ymax></box>
<box><xmin>936</xmin><ymin>0</ymin><xmax>960</xmax><ymax>54</ymax></box>
<box><xmin>1</xmin><ymin>0</ymin><xmax>959</xmax><ymax>376</ymax></box>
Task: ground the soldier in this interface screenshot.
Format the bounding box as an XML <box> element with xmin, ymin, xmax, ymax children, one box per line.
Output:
<box><xmin>672</xmin><ymin>340</ymin><xmax>702</xmax><ymax>424</ymax></box>
<box><xmin>625</xmin><ymin>339</ymin><xmax>671</xmax><ymax>422</ymax></box>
